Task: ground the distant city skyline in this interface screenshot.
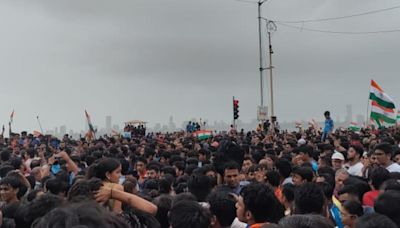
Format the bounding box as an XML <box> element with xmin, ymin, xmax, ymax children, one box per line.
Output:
<box><xmin>30</xmin><ymin>104</ymin><xmax>366</xmax><ymax>138</ymax></box>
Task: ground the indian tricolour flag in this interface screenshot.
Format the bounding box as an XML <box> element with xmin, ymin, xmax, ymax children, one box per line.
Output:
<box><xmin>348</xmin><ymin>122</ymin><xmax>361</xmax><ymax>132</ymax></box>
<box><xmin>397</xmin><ymin>110</ymin><xmax>400</xmax><ymax>123</ymax></box>
<box><xmin>193</xmin><ymin>130</ymin><xmax>212</xmax><ymax>140</ymax></box>
<box><xmin>369</xmin><ymin>80</ymin><xmax>396</xmax><ymax>127</ymax></box>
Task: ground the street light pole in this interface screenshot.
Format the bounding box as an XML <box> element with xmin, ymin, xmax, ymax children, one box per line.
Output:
<box><xmin>258</xmin><ymin>0</ymin><xmax>265</xmax><ymax>108</ymax></box>
<box><xmin>266</xmin><ymin>20</ymin><xmax>277</xmax><ymax>119</ymax></box>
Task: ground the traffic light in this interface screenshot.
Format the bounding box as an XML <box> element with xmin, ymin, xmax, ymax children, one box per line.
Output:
<box><xmin>233</xmin><ymin>99</ymin><xmax>239</xmax><ymax>119</ymax></box>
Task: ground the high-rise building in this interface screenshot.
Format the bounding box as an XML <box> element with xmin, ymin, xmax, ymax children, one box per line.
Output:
<box><xmin>60</xmin><ymin>125</ymin><xmax>67</xmax><ymax>136</ymax></box>
<box><xmin>168</xmin><ymin>116</ymin><xmax>176</xmax><ymax>131</ymax></box>
<box><xmin>356</xmin><ymin>114</ymin><xmax>365</xmax><ymax>125</ymax></box>
<box><xmin>106</xmin><ymin>116</ymin><xmax>112</xmax><ymax>131</ymax></box>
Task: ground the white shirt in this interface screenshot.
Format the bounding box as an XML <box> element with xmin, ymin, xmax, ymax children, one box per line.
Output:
<box><xmin>230</xmin><ymin>218</ymin><xmax>247</xmax><ymax>228</ymax></box>
<box><xmin>346</xmin><ymin>162</ymin><xmax>364</xmax><ymax>177</ymax></box>
<box><xmin>387</xmin><ymin>163</ymin><xmax>400</xmax><ymax>173</ymax></box>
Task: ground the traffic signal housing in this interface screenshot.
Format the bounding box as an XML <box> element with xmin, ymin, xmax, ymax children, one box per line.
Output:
<box><xmin>233</xmin><ymin>99</ymin><xmax>239</xmax><ymax>119</ymax></box>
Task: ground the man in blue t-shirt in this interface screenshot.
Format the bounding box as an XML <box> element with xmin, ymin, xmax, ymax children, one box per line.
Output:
<box><xmin>322</xmin><ymin>111</ymin><xmax>334</xmax><ymax>142</ymax></box>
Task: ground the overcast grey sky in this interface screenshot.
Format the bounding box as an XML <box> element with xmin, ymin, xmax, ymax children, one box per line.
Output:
<box><xmin>1</xmin><ymin>0</ymin><xmax>400</xmax><ymax>132</ymax></box>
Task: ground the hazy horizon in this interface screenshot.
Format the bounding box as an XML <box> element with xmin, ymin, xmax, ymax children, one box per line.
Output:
<box><xmin>1</xmin><ymin>0</ymin><xmax>399</xmax><ymax>133</ymax></box>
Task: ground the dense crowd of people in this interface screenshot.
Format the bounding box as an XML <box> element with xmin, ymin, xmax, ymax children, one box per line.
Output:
<box><xmin>0</xmin><ymin>112</ymin><xmax>400</xmax><ymax>228</ymax></box>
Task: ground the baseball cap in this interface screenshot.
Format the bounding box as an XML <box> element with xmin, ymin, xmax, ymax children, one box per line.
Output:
<box><xmin>297</xmin><ymin>138</ymin><xmax>306</xmax><ymax>146</ymax></box>
<box><xmin>331</xmin><ymin>152</ymin><xmax>345</xmax><ymax>161</ymax></box>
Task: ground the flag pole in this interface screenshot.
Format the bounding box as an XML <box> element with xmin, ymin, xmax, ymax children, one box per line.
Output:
<box><xmin>366</xmin><ymin>80</ymin><xmax>371</xmax><ymax>127</ymax></box>
<box><xmin>37</xmin><ymin>116</ymin><xmax>44</xmax><ymax>134</ymax></box>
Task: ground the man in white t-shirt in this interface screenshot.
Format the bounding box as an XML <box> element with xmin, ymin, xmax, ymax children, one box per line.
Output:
<box><xmin>345</xmin><ymin>145</ymin><xmax>364</xmax><ymax>177</ymax></box>
<box><xmin>374</xmin><ymin>142</ymin><xmax>400</xmax><ymax>173</ymax></box>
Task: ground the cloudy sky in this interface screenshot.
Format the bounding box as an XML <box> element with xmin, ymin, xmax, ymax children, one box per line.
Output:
<box><xmin>1</xmin><ymin>0</ymin><xmax>400</xmax><ymax>132</ymax></box>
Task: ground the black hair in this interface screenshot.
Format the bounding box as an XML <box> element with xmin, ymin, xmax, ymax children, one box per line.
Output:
<box><xmin>317</xmin><ymin>173</ymin><xmax>335</xmax><ymax>189</ymax></box>
<box><xmin>153</xmin><ymin>195</ymin><xmax>172</xmax><ymax>228</ymax></box>
<box><xmin>223</xmin><ymin>161</ymin><xmax>240</xmax><ymax>172</ymax></box>
<box><xmin>282</xmin><ymin>183</ymin><xmax>295</xmax><ymax>203</ymax></box>
<box><xmin>158</xmin><ymin>177</ymin><xmax>173</xmax><ymax>195</ymax></box>
<box><xmin>135</xmin><ymin>156</ymin><xmax>148</xmax><ymax>165</ymax></box>
<box><xmin>344</xmin><ymin>177</ymin><xmax>371</xmax><ymax>202</ymax></box>
<box><xmin>349</xmin><ymin>145</ymin><xmax>364</xmax><ymax>158</ymax></box>
<box><xmin>297</xmin><ymin>145</ymin><xmax>314</xmax><ymax>157</ymax></box>
<box><xmin>86</xmin><ymin>158</ymin><xmax>121</xmax><ymax>181</ymax></box>
<box><xmin>147</xmin><ymin>164</ymin><xmax>160</xmax><ymax>173</ymax></box>
<box><xmin>324</xmin><ymin>111</ymin><xmax>330</xmax><ymax>116</ymax></box>
<box><xmin>213</xmin><ymin>140</ymin><xmax>244</xmax><ymax>175</ymax></box>
<box><xmin>184</xmin><ymin>164</ymin><xmax>198</xmax><ymax>176</ymax></box>
<box><xmin>292</xmin><ymin>166</ymin><xmax>314</xmax><ymax>182</ymax></box>
<box><xmin>279</xmin><ymin>214</ymin><xmax>334</xmax><ymax>228</ymax></box>
<box><xmin>30</xmin><ymin>159</ymin><xmax>41</xmax><ymax>170</ymax></box>
<box><xmin>67</xmin><ymin>178</ymin><xmax>103</xmax><ymax>202</ymax></box>
<box><xmin>14</xmin><ymin>193</ymin><xmax>63</xmax><ymax>228</ymax></box>
<box><xmin>33</xmin><ymin>201</ymin><xmax>129</xmax><ymax>228</ymax></box>
<box><xmin>294</xmin><ymin>182</ymin><xmax>325</xmax><ymax>215</ymax></box>
<box><xmin>198</xmin><ymin>149</ymin><xmax>210</xmax><ymax>157</ymax></box>
<box><xmin>120</xmin><ymin>207</ymin><xmax>161</xmax><ymax>228</ymax></box>
<box><xmin>27</xmin><ymin>189</ymin><xmax>43</xmax><ymax>202</ymax></box>
<box><xmin>316</xmin><ymin>181</ymin><xmax>334</xmax><ymax>200</ymax></box>
<box><xmin>0</xmin><ymin>149</ymin><xmax>11</xmax><ymax>162</ymax></box>
<box><xmin>10</xmin><ymin>157</ymin><xmax>23</xmax><ymax>170</ymax></box>
<box><xmin>266</xmin><ymin>170</ymin><xmax>281</xmax><ymax>188</ymax></box>
<box><xmin>187</xmin><ymin>174</ymin><xmax>212</xmax><ymax>202</ymax></box>
<box><xmin>240</xmin><ymin>182</ymin><xmax>284</xmax><ymax>223</ymax></box>
<box><xmin>172</xmin><ymin>161</ymin><xmax>185</xmax><ymax>173</ymax></box>
<box><xmin>207</xmin><ymin>191</ymin><xmax>237</xmax><ymax>227</ymax></box>
<box><xmin>317</xmin><ymin>166</ymin><xmax>335</xmax><ymax>179</ymax></box>
<box><xmin>374</xmin><ymin>190</ymin><xmax>400</xmax><ymax>227</ymax></box>
<box><xmin>119</xmin><ymin>158</ymin><xmax>130</xmax><ymax>176</ymax></box>
<box><xmin>374</xmin><ymin>142</ymin><xmax>393</xmax><ymax>155</ymax></box>
<box><xmin>27</xmin><ymin>148</ymin><xmax>36</xmax><ymax>158</ymax></box>
<box><xmin>319</xmin><ymin>155</ymin><xmax>333</xmax><ymax>168</ymax></box>
<box><xmin>44</xmin><ymin>178</ymin><xmax>69</xmax><ymax>196</ymax></box>
<box><xmin>0</xmin><ymin>176</ymin><xmax>25</xmax><ymax>199</ymax></box>
<box><xmin>85</xmin><ymin>155</ymin><xmax>96</xmax><ymax>167</ymax></box>
<box><xmin>161</xmin><ymin>166</ymin><xmax>177</xmax><ymax>178</ymax></box>
<box><xmin>355</xmin><ymin>213</ymin><xmax>397</xmax><ymax>228</ymax></box>
<box><xmin>275</xmin><ymin>158</ymin><xmax>292</xmax><ymax>179</ymax></box>
<box><xmin>174</xmin><ymin>183</ymin><xmax>188</xmax><ymax>195</ymax></box>
<box><xmin>169</xmin><ymin>200</ymin><xmax>211</xmax><ymax>228</ymax></box>
<box><xmin>369</xmin><ymin>167</ymin><xmax>390</xmax><ymax>190</ymax></box>
<box><xmin>343</xmin><ymin>200</ymin><xmax>363</xmax><ymax>217</ymax></box>
<box><xmin>338</xmin><ymin>184</ymin><xmax>360</xmax><ymax>200</ymax></box>
<box><xmin>172</xmin><ymin>192</ymin><xmax>197</xmax><ymax>206</ymax></box>
<box><xmin>144</xmin><ymin>179</ymin><xmax>159</xmax><ymax>191</ymax></box>
<box><xmin>186</xmin><ymin>158</ymin><xmax>199</xmax><ymax>166</ymax></box>
<box><xmin>0</xmin><ymin>165</ymin><xmax>15</xmax><ymax>178</ymax></box>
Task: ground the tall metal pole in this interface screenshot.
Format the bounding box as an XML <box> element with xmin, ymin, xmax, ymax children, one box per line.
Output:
<box><xmin>268</xmin><ymin>31</ymin><xmax>274</xmax><ymax>117</ymax></box>
<box><xmin>258</xmin><ymin>0</ymin><xmax>265</xmax><ymax>108</ymax></box>
<box><xmin>266</xmin><ymin>20</ymin><xmax>277</xmax><ymax>119</ymax></box>
<box><xmin>37</xmin><ymin>116</ymin><xmax>44</xmax><ymax>133</ymax></box>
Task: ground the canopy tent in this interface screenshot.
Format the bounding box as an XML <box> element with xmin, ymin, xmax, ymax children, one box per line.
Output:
<box><xmin>124</xmin><ymin>120</ymin><xmax>147</xmax><ymax>126</ymax></box>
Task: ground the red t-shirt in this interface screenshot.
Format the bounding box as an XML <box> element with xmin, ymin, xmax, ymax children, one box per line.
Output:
<box><xmin>363</xmin><ymin>190</ymin><xmax>380</xmax><ymax>207</ymax></box>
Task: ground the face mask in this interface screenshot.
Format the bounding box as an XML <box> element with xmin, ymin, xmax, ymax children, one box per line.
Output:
<box><xmin>51</xmin><ymin>164</ymin><xmax>61</xmax><ymax>174</ymax></box>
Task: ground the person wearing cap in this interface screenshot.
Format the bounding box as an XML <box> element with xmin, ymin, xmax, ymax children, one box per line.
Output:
<box><xmin>332</xmin><ymin>152</ymin><xmax>345</xmax><ymax>171</ymax></box>
<box><xmin>297</xmin><ymin>138</ymin><xmax>306</xmax><ymax>147</ymax></box>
